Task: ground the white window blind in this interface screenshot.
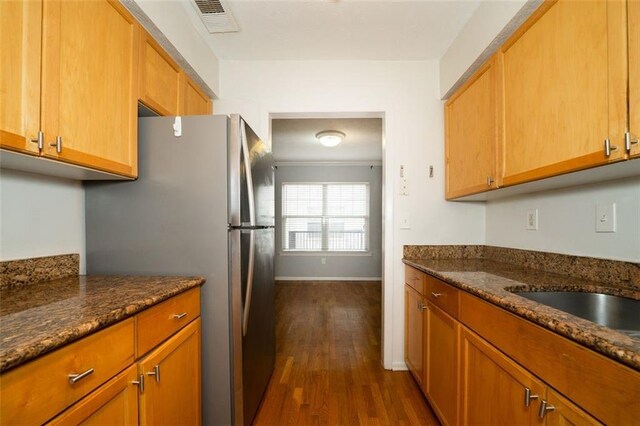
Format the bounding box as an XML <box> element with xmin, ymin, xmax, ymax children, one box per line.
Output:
<box><xmin>282</xmin><ymin>183</ymin><xmax>369</xmax><ymax>252</ymax></box>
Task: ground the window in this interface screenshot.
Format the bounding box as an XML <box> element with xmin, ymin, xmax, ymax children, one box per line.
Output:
<box><xmin>282</xmin><ymin>183</ymin><xmax>369</xmax><ymax>252</ymax></box>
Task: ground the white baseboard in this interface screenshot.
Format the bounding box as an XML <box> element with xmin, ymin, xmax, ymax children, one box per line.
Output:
<box><xmin>275</xmin><ymin>276</ymin><xmax>382</xmax><ymax>281</ymax></box>
<box><xmin>391</xmin><ymin>361</ymin><xmax>408</xmax><ymax>371</ymax></box>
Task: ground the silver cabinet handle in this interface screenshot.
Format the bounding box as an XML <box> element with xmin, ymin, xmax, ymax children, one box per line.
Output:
<box><xmin>431</xmin><ymin>292</ymin><xmax>443</xmax><ymax>298</ymax></box>
<box><xmin>487</xmin><ymin>176</ymin><xmax>494</xmax><ymax>187</ymax></box>
<box><xmin>173</xmin><ymin>312</ymin><xmax>187</xmax><ymax>319</ymax></box>
<box><xmin>68</xmin><ymin>368</ymin><xmax>94</xmax><ymax>384</ymax></box>
<box><xmin>524</xmin><ymin>387</ymin><xmax>539</xmax><ymax>407</ymax></box>
<box><xmin>132</xmin><ymin>374</ymin><xmax>145</xmax><ymax>393</ymax></box>
<box><xmin>604</xmin><ymin>138</ymin><xmax>617</xmax><ymax>156</ymax></box>
<box><xmin>538</xmin><ymin>400</ymin><xmax>555</xmax><ymax>419</ymax></box>
<box><xmin>50</xmin><ymin>135</ymin><xmax>62</xmax><ymax>153</ymax></box>
<box><xmin>146</xmin><ymin>365</ymin><xmax>160</xmax><ymax>382</ymax></box>
<box><xmin>30</xmin><ymin>131</ymin><xmax>44</xmax><ymax>150</ymax></box>
<box><xmin>625</xmin><ymin>132</ymin><xmax>639</xmax><ymax>152</ymax></box>
<box><xmin>417</xmin><ymin>302</ymin><xmax>427</xmax><ymax>311</ymax></box>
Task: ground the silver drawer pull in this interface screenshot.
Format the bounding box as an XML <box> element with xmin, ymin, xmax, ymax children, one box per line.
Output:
<box><xmin>173</xmin><ymin>312</ymin><xmax>187</xmax><ymax>319</ymax></box>
<box><xmin>146</xmin><ymin>365</ymin><xmax>161</xmax><ymax>382</ymax></box>
<box><xmin>132</xmin><ymin>374</ymin><xmax>145</xmax><ymax>393</ymax></box>
<box><xmin>68</xmin><ymin>368</ymin><xmax>94</xmax><ymax>384</ymax></box>
<box><xmin>524</xmin><ymin>387</ymin><xmax>539</xmax><ymax>407</ymax></box>
<box><xmin>431</xmin><ymin>292</ymin><xmax>443</xmax><ymax>298</ymax></box>
<box><xmin>538</xmin><ymin>400</ymin><xmax>555</xmax><ymax>419</ymax></box>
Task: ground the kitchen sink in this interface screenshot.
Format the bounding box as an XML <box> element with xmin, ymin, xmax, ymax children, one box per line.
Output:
<box><xmin>514</xmin><ymin>292</ymin><xmax>640</xmax><ymax>332</ymax></box>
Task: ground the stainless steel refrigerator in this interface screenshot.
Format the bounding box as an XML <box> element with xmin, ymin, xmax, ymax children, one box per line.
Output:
<box><xmin>85</xmin><ymin>114</ymin><xmax>275</xmax><ymax>426</ymax></box>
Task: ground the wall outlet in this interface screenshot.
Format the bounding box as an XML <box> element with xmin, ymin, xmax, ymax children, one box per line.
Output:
<box><xmin>596</xmin><ymin>203</ymin><xmax>616</xmax><ymax>233</ymax></box>
<box><xmin>526</xmin><ymin>209</ymin><xmax>538</xmax><ymax>230</ymax></box>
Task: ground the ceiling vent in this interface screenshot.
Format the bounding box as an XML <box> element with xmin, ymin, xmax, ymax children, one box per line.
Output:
<box><xmin>190</xmin><ymin>0</ymin><xmax>239</xmax><ymax>34</ymax></box>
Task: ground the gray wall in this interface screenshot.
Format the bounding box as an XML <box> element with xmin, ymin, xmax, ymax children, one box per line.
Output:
<box><xmin>275</xmin><ymin>165</ymin><xmax>382</xmax><ymax>279</ymax></box>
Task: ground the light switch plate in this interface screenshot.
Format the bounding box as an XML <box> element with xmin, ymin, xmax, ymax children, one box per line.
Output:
<box><xmin>596</xmin><ymin>203</ymin><xmax>616</xmax><ymax>233</ymax></box>
<box><xmin>526</xmin><ymin>209</ymin><xmax>538</xmax><ymax>230</ymax></box>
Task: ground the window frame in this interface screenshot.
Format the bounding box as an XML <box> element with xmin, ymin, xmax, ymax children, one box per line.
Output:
<box><xmin>280</xmin><ymin>181</ymin><xmax>370</xmax><ymax>254</ymax></box>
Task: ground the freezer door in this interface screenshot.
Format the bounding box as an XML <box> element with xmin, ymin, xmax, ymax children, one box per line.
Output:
<box><xmin>230</xmin><ymin>227</ymin><xmax>275</xmax><ymax>425</ymax></box>
<box><xmin>228</xmin><ymin>115</ymin><xmax>274</xmax><ymax>228</ymax></box>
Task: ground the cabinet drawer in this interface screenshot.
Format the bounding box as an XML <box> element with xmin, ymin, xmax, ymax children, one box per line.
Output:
<box><xmin>136</xmin><ymin>287</ymin><xmax>200</xmax><ymax>356</ymax></box>
<box><xmin>425</xmin><ymin>274</ymin><xmax>459</xmax><ymax>318</ymax></box>
<box><xmin>405</xmin><ymin>265</ymin><xmax>425</xmax><ymax>295</ymax></box>
<box><xmin>459</xmin><ymin>292</ymin><xmax>640</xmax><ymax>425</ymax></box>
<box><xmin>0</xmin><ymin>318</ymin><xmax>135</xmax><ymax>425</ymax></box>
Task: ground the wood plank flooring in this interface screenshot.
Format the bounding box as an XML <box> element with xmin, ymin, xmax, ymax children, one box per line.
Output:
<box><xmin>253</xmin><ymin>281</ymin><xmax>439</xmax><ymax>426</ymax></box>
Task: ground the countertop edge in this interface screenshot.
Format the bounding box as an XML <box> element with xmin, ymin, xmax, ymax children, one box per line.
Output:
<box><xmin>402</xmin><ymin>258</ymin><xmax>640</xmax><ymax>372</ymax></box>
<box><xmin>0</xmin><ymin>277</ymin><xmax>205</xmax><ymax>374</ymax></box>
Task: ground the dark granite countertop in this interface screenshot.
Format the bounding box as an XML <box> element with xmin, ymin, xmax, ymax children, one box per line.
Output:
<box><xmin>0</xmin><ymin>275</ymin><xmax>205</xmax><ymax>373</ymax></box>
<box><xmin>403</xmin><ymin>258</ymin><xmax>640</xmax><ymax>371</ymax></box>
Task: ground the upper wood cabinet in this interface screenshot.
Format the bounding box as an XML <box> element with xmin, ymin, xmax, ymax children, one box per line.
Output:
<box><xmin>0</xmin><ymin>0</ymin><xmax>42</xmax><ymax>155</ymax></box>
<box><xmin>629</xmin><ymin>0</ymin><xmax>640</xmax><ymax>158</ymax></box>
<box><xmin>500</xmin><ymin>0</ymin><xmax>628</xmax><ymax>186</ymax></box>
<box><xmin>445</xmin><ymin>54</ymin><xmax>500</xmax><ymax>199</ymax></box>
<box><xmin>180</xmin><ymin>73</ymin><xmax>213</xmax><ymax>116</ymax></box>
<box><xmin>139</xmin><ymin>30</ymin><xmax>181</xmax><ymax>116</ymax></box>
<box><xmin>41</xmin><ymin>0</ymin><xmax>138</xmax><ymax>177</ymax></box>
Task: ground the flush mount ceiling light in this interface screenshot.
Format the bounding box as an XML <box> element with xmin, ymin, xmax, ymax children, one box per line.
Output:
<box><xmin>315</xmin><ymin>130</ymin><xmax>345</xmax><ymax>147</ymax></box>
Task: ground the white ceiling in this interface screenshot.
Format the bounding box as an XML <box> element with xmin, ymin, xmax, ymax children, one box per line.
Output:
<box><xmin>272</xmin><ymin>118</ymin><xmax>382</xmax><ymax>162</ymax></box>
<box><xmin>183</xmin><ymin>0</ymin><xmax>482</xmax><ymax>61</ymax></box>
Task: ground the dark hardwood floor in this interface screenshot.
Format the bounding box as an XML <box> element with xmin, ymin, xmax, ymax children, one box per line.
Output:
<box><xmin>253</xmin><ymin>281</ymin><xmax>439</xmax><ymax>425</ymax></box>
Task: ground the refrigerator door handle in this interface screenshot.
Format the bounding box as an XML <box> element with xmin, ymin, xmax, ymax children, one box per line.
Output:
<box><xmin>241</xmin><ymin>120</ymin><xmax>257</xmax><ymax>227</ymax></box>
<box><xmin>242</xmin><ymin>229</ymin><xmax>256</xmax><ymax>336</ymax></box>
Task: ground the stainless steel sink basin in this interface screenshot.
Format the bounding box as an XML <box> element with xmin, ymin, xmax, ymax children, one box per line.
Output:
<box><xmin>515</xmin><ymin>292</ymin><xmax>640</xmax><ymax>332</ymax></box>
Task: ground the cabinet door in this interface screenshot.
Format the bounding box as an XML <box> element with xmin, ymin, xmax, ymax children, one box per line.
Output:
<box><xmin>542</xmin><ymin>388</ymin><xmax>601</xmax><ymax>426</ymax></box>
<box><xmin>138</xmin><ymin>318</ymin><xmax>202</xmax><ymax>426</ymax></box>
<box><xmin>139</xmin><ymin>30</ymin><xmax>181</xmax><ymax>116</ymax></box>
<box><xmin>0</xmin><ymin>0</ymin><xmax>41</xmax><ymax>155</ymax></box>
<box><xmin>629</xmin><ymin>0</ymin><xmax>640</xmax><ymax>158</ymax></box>
<box><xmin>460</xmin><ymin>327</ymin><xmax>545</xmax><ymax>425</ymax></box>
<box><xmin>425</xmin><ymin>303</ymin><xmax>459</xmax><ymax>426</ymax></box>
<box><xmin>48</xmin><ymin>365</ymin><xmax>139</xmax><ymax>426</ymax></box>
<box><xmin>405</xmin><ymin>285</ymin><xmax>425</xmax><ymax>389</ymax></box>
<box><xmin>500</xmin><ymin>0</ymin><xmax>628</xmax><ymax>185</ymax></box>
<box><xmin>179</xmin><ymin>73</ymin><xmax>212</xmax><ymax>116</ymax></box>
<box><xmin>41</xmin><ymin>0</ymin><xmax>138</xmax><ymax>177</ymax></box>
<box><xmin>445</xmin><ymin>55</ymin><xmax>500</xmax><ymax>199</ymax></box>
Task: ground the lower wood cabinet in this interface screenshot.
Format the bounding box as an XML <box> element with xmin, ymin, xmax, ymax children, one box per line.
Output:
<box><xmin>138</xmin><ymin>318</ymin><xmax>202</xmax><ymax>426</ymax></box>
<box><xmin>0</xmin><ymin>288</ymin><xmax>202</xmax><ymax>424</ymax></box>
<box><xmin>543</xmin><ymin>388</ymin><xmax>600</xmax><ymax>426</ymax></box>
<box><xmin>425</xmin><ymin>303</ymin><xmax>459</xmax><ymax>426</ymax></box>
<box><xmin>404</xmin><ymin>284</ymin><xmax>425</xmax><ymax>389</ymax></box>
<box><xmin>460</xmin><ymin>327</ymin><xmax>545</xmax><ymax>425</ymax></box>
<box><xmin>49</xmin><ymin>365</ymin><xmax>139</xmax><ymax>425</ymax></box>
<box><xmin>404</xmin><ymin>265</ymin><xmax>635</xmax><ymax>425</ymax></box>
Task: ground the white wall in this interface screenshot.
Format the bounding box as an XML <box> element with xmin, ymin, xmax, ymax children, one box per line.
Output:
<box><xmin>486</xmin><ymin>178</ymin><xmax>640</xmax><ymax>262</ymax></box>
<box><xmin>0</xmin><ymin>170</ymin><xmax>86</xmax><ymax>272</ymax></box>
<box><xmin>215</xmin><ymin>60</ymin><xmax>486</xmax><ymax>369</ymax></box>
<box><xmin>133</xmin><ymin>0</ymin><xmax>220</xmax><ymax>96</ymax></box>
